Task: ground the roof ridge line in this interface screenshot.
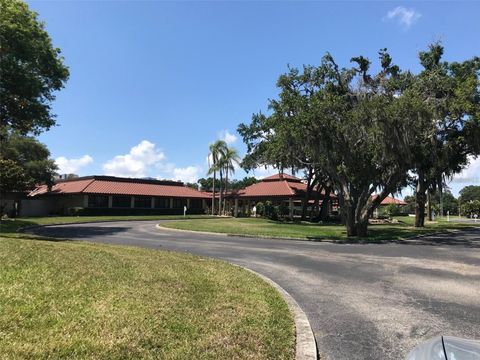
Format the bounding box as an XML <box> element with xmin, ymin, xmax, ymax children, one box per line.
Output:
<box><xmin>79</xmin><ymin>178</ymin><xmax>96</xmax><ymax>193</ymax></box>
<box><xmin>284</xmin><ymin>180</ymin><xmax>296</xmax><ymax>196</ymax></box>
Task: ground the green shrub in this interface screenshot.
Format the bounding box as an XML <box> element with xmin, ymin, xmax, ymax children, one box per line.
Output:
<box><xmin>67</xmin><ymin>207</ymin><xmax>84</xmax><ymax>216</ymax></box>
<box><xmin>461</xmin><ymin>200</ymin><xmax>480</xmax><ymax>217</ymax></box>
<box><xmin>384</xmin><ymin>204</ymin><xmax>402</xmax><ymax>217</ymax></box>
<box><xmin>264</xmin><ymin>201</ymin><xmax>278</xmax><ymax>220</ymax></box>
<box><xmin>255</xmin><ymin>202</ymin><xmax>265</xmax><ymax>217</ymax></box>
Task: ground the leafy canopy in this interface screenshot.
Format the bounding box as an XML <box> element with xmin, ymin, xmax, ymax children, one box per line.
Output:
<box><xmin>0</xmin><ymin>0</ymin><xmax>69</xmax><ymax>136</ymax></box>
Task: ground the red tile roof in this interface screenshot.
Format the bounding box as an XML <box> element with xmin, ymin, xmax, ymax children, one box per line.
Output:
<box><xmin>238</xmin><ymin>180</ymin><xmax>296</xmax><ymax>197</ymax></box>
<box><xmin>262</xmin><ymin>173</ymin><xmax>302</xmax><ymax>182</ymax></box>
<box><xmin>238</xmin><ymin>173</ymin><xmax>335</xmax><ymax>199</ymax></box>
<box><xmin>372</xmin><ymin>195</ymin><xmax>407</xmax><ymax>205</ymax></box>
<box><xmin>29</xmin><ymin>176</ymin><xmax>209</xmax><ymax>199</ymax></box>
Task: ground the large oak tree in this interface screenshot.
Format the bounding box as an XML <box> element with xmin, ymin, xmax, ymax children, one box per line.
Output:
<box><xmin>239</xmin><ymin>50</ymin><xmax>426</xmax><ymax>236</ymax></box>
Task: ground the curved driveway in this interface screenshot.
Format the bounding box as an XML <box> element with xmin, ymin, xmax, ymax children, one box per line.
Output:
<box><xmin>27</xmin><ymin>221</ymin><xmax>480</xmax><ymax>360</ymax></box>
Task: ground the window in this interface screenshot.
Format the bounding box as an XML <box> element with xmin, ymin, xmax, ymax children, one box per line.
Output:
<box><xmin>112</xmin><ymin>195</ymin><xmax>131</xmax><ymax>208</ymax></box>
<box><xmin>88</xmin><ymin>195</ymin><xmax>108</xmax><ymax>208</ymax></box>
<box><xmin>173</xmin><ymin>198</ymin><xmax>186</xmax><ymax>208</ymax></box>
<box><xmin>190</xmin><ymin>199</ymin><xmax>202</xmax><ymax>209</ymax></box>
<box><xmin>134</xmin><ymin>196</ymin><xmax>151</xmax><ymax>208</ymax></box>
<box><xmin>154</xmin><ymin>197</ymin><xmax>169</xmax><ymax>209</ymax></box>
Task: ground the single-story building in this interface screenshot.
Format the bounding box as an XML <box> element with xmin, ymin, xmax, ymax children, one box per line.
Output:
<box><xmin>17</xmin><ymin>173</ymin><xmax>405</xmax><ymax>218</ymax></box>
<box><xmin>222</xmin><ymin>173</ymin><xmax>337</xmax><ymax>218</ymax></box>
<box><xmin>25</xmin><ymin>175</ymin><xmax>211</xmax><ymax>216</ymax></box>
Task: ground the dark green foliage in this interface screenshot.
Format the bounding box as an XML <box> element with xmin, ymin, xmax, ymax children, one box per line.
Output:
<box><xmin>432</xmin><ymin>190</ymin><xmax>459</xmax><ymax>215</ymax></box>
<box><xmin>460</xmin><ymin>200</ymin><xmax>480</xmax><ymax>217</ymax></box>
<box><xmin>186</xmin><ymin>182</ymin><xmax>199</xmax><ymax>190</ymax></box>
<box><xmin>0</xmin><ymin>0</ymin><xmax>69</xmax><ymax>136</ymax></box>
<box><xmin>239</xmin><ymin>43</ymin><xmax>480</xmax><ymax>235</ymax></box>
<box><xmin>459</xmin><ymin>185</ymin><xmax>480</xmax><ymax>203</ymax></box>
<box><xmin>239</xmin><ymin>49</ymin><xmax>418</xmax><ymax>236</ymax></box>
<box><xmin>255</xmin><ymin>202</ymin><xmax>265</xmax><ymax>216</ymax></box>
<box><xmin>198</xmin><ymin>176</ymin><xmax>259</xmax><ymax>192</ymax></box>
<box><xmin>263</xmin><ymin>201</ymin><xmax>277</xmax><ymax>220</ymax></box>
<box><xmin>0</xmin><ymin>159</ymin><xmax>27</xmax><ymax>193</ymax></box>
<box><xmin>383</xmin><ymin>204</ymin><xmax>403</xmax><ymax>217</ymax></box>
<box><xmin>409</xmin><ymin>44</ymin><xmax>480</xmax><ymax>226</ymax></box>
<box><xmin>230</xmin><ymin>177</ymin><xmax>259</xmax><ymax>190</ymax></box>
<box><xmin>404</xmin><ymin>195</ymin><xmax>416</xmax><ymax>214</ymax></box>
<box><xmin>0</xmin><ymin>133</ymin><xmax>57</xmax><ymax>192</ymax></box>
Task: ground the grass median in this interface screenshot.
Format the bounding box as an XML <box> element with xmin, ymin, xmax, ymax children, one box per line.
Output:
<box><xmin>159</xmin><ymin>216</ymin><xmax>479</xmax><ymax>241</ymax></box>
<box><xmin>0</xmin><ymin>219</ymin><xmax>295</xmax><ymax>359</ymax></box>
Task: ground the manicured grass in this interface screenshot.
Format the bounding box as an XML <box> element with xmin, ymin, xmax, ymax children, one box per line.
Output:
<box><xmin>0</xmin><ymin>237</ymin><xmax>294</xmax><ymax>359</ymax></box>
<box><xmin>160</xmin><ymin>217</ymin><xmax>480</xmax><ymax>241</ymax></box>
<box><xmin>0</xmin><ymin>215</ymin><xmax>214</xmax><ymax>236</ymax></box>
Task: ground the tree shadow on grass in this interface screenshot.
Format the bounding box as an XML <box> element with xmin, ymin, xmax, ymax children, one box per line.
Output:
<box><xmin>23</xmin><ymin>225</ymin><xmax>131</xmax><ymax>240</ymax></box>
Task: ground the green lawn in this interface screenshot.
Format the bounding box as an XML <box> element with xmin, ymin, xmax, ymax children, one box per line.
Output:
<box><xmin>0</xmin><ymin>235</ymin><xmax>294</xmax><ymax>359</ymax></box>
<box><xmin>160</xmin><ymin>216</ymin><xmax>479</xmax><ymax>241</ymax></box>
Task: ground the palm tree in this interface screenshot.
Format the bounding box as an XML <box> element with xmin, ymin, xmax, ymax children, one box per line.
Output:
<box><xmin>208</xmin><ymin>140</ymin><xmax>227</xmax><ymax>215</ymax></box>
<box><xmin>220</xmin><ymin>147</ymin><xmax>241</xmax><ymax>215</ymax></box>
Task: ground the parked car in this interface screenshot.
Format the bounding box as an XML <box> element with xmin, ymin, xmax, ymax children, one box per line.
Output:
<box><xmin>408</xmin><ymin>336</ymin><xmax>480</xmax><ymax>359</ymax></box>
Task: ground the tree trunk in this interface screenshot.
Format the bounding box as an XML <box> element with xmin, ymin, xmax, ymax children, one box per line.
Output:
<box><xmin>344</xmin><ymin>204</ymin><xmax>356</xmax><ymax>236</ymax></box>
<box><xmin>212</xmin><ymin>172</ymin><xmax>216</xmax><ymax>215</ymax></box>
<box><xmin>218</xmin><ymin>169</ymin><xmax>223</xmax><ymax>216</ymax></box>
<box><xmin>355</xmin><ymin>218</ymin><xmax>369</xmax><ymax>237</ymax></box>
<box><xmin>319</xmin><ymin>186</ymin><xmax>332</xmax><ymax>221</ymax></box>
<box><xmin>439</xmin><ymin>187</ymin><xmax>444</xmax><ymax>218</ymax></box>
<box><xmin>427</xmin><ymin>190</ymin><xmax>432</xmax><ymax>221</ymax></box>
<box><xmin>223</xmin><ymin>170</ymin><xmax>228</xmax><ymax>215</ymax></box>
<box><xmin>415</xmin><ymin>175</ymin><xmax>426</xmax><ymax>227</ymax></box>
<box><xmin>301</xmin><ymin>169</ymin><xmax>314</xmax><ymax>221</ymax></box>
<box><xmin>310</xmin><ymin>184</ymin><xmax>322</xmax><ymax>221</ymax></box>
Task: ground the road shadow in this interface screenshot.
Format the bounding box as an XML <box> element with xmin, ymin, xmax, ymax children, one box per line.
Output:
<box><xmin>25</xmin><ymin>225</ymin><xmax>131</xmax><ymax>240</ymax></box>
<box><xmin>306</xmin><ymin>228</ymin><xmax>480</xmax><ymax>248</ymax></box>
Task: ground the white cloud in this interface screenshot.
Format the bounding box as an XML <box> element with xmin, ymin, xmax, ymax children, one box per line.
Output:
<box><xmin>451</xmin><ymin>156</ymin><xmax>480</xmax><ymax>184</ymax></box>
<box><xmin>103</xmin><ymin>140</ymin><xmax>165</xmax><ymax>178</ymax></box>
<box><xmin>172</xmin><ymin>166</ymin><xmax>201</xmax><ymax>183</ymax></box>
<box><xmin>219</xmin><ymin>130</ymin><xmax>237</xmax><ymax>145</ymax></box>
<box><xmin>252</xmin><ymin>165</ymin><xmax>279</xmax><ymax>179</ymax></box>
<box><xmin>385</xmin><ymin>6</ymin><xmax>421</xmax><ymax>28</ymax></box>
<box><xmin>55</xmin><ymin>155</ymin><xmax>93</xmax><ymax>174</ymax></box>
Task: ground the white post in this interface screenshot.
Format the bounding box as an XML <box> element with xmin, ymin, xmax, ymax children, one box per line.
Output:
<box><xmin>183</xmin><ymin>205</ymin><xmax>187</xmax><ymax>217</ymax></box>
<box><xmin>447</xmin><ymin>211</ymin><xmax>450</xmax><ymax>222</ymax></box>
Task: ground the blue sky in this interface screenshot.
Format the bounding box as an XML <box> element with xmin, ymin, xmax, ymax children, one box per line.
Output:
<box><xmin>29</xmin><ymin>1</ymin><xmax>480</xmax><ymax>196</ymax></box>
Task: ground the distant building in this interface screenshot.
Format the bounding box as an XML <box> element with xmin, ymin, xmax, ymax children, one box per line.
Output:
<box><xmin>225</xmin><ymin>173</ymin><xmax>337</xmax><ymax>217</ymax></box>
<box><xmin>26</xmin><ymin>175</ymin><xmax>210</xmax><ymax>216</ymax></box>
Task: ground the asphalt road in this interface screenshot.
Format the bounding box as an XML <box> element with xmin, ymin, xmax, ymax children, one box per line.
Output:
<box><xmin>27</xmin><ymin>221</ymin><xmax>480</xmax><ymax>360</ymax></box>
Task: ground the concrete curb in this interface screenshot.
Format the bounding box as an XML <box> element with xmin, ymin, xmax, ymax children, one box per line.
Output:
<box><xmin>240</xmin><ymin>267</ymin><xmax>318</xmax><ymax>360</ymax></box>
